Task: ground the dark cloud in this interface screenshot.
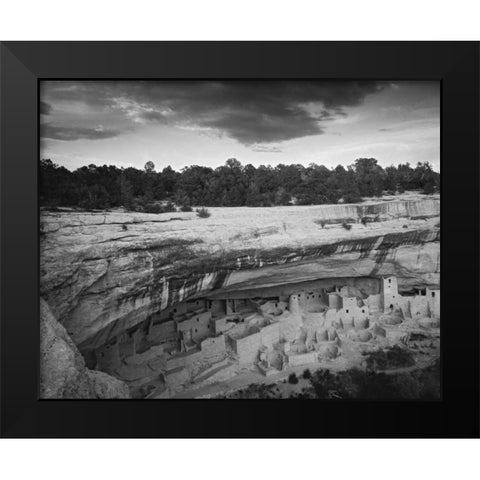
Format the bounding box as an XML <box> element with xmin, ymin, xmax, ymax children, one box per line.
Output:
<box><xmin>40</xmin><ymin>101</ymin><xmax>52</xmax><ymax>115</ymax></box>
<box><xmin>148</xmin><ymin>81</ymin><xmax>384</xmax><ymax>144</ymax></box>
<box><xmin>41</xmin><ymin>80</ymin><xmax>387</xmax><ymax>144</ymax></box>
<box><xmin>379</xmin><ymin>127</ymin><xmax>392</xmax><ymax>132</ymax></box>
<box><xmin>204</xmin><ymin>108</ymin><xmax>321</xmax><ymax>144</ymax></box>
<box><xmin>41</xmin><ymin>123</ymin><xmax>122</xmax><ymax>141</ymax></box>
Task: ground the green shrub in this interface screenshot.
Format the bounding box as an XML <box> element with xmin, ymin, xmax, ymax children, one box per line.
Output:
<box><xmin>364</xmin><ymin>346</ymin><xmax>415</xmax><ymax>372</ymax></box>
<box><xmin>309</xmin><ymin>370</ymin><xmax>337</xmax><ymax>398</ymax></box>
<box><xmin>121</xmin><ymin>224</ymin><xmax>128</xmax><ymax>231</ymax></box>
<box><xmin>422</xmin><ymin>181</ymin><xmax>435</xmax><ymax>195</ymax></box>
<box><xmin>288</xmin><ymin>373</ymin><xmax>298</xmax><ymax>384</ymax></box>
<box><xmin>163</xmin><ymin>202</ymin><xmax>177</xmax><ymax>212</ymax></box>
<box><xmin>141</xmin><ymin>201</ymin><xmax>177</xmax><ymax>214</ymax></box>
<box><xmin>196</xmin><ymin>207</ymin><xmax>211</xmax><ymax>218</ymax></box>
<box><xmin>217</xmin><ymin>361</ymin><xmax>440</xmax><ymax>400</ymax></box>
<box><xmin>342</xmin><ymin>221</ymin><xmax>352</xmax><ymax>230</ymax></box>
<box><xmin>143</xmin><ymin>203</ymin><xmax>164</xmax><ymax>214</ymax></box>
<box><xmin>180</xmin><ymin>205</ymin><xmax>193</xmax><ymax>212</ymax></box>
<box><xmin>364</xmin><ymin>350</ymin><xmax>388</xmax><ymax>371</ymax></box>
<box><xmin>302</xmin><ymin>369</ymin><xmax>312</xmax><ymax>379</ymax></box>
<box><xmin>386</xmin><ymin>345</ymin><xmax>415</xmax><ymax>369</ymax></box>
<box><xmin>343</xmin><ymin>193</ymin><xmax>363</xmax><ymax>203</ymax></box>
<box><xmin>409</xmin><ymin>333</ymin><xmax>428</xmax><ymax>342</ymax></box>
<box><xmin>360</xmin><ymin>215</ymin><xmax>379</xmax><ymax>225</ymax></box>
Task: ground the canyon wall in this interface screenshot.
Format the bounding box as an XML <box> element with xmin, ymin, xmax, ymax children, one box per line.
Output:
<box><xmin>40</xmin><ymin>195</ymin><xmax>440</xmax><ymax>351</ymax></box>
<box><xmin>40</xmin><ymin>298</ymin><xmax>130</xmax><ymax>398</ymax></box>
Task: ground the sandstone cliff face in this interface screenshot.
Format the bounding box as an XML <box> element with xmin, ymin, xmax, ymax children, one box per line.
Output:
<box><xmin>40</xmin><ymin>194</ymin><xmax>439</xmax><ymax>351</ymax></box>
<box><xmin>40</xmin><ymin>298</ymin><xmax>130</xmax><ymax>398</ymax></box>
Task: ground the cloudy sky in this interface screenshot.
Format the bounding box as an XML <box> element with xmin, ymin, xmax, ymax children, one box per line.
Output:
<box><xmin>40</xmin><ymin>80</ymin><xmax>440</xmax><ymax>172</ymax></box>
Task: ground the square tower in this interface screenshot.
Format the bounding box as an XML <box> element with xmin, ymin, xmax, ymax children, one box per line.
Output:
<box><xmin>328</xmin><ymin>293</ymin><xmax>342</xmax><ymax>310</ymax></box>
<box><xmin>426</xmin><ymin>288</ymin><xmax>440</xmax><ymax>319</ymax></box>
<box><xmin>341</xmin><ymin>296</ymin><xmax>358</xmax><ymax>326</ymax></box>
<box><xmin>342</xmin><ymin>296</ymin><xmax>358</xmax><ymax>314</ymax></box>
<box><xmin>381</xmin><ymin>276</ymin><xmax>399</xmax><ymax>313</ymax></box>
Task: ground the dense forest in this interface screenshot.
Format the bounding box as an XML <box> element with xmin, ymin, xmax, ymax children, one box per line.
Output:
<box><xmin>40</xmin><ymin>157</ymin><xmax>440</xmax><ymax>212</ymax></box>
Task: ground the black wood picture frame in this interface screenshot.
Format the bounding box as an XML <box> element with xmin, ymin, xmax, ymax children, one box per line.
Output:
<box><xmin>1</xmin><ymin>41</ymin><xmax>479</xmax><ymax>438</ymax></box>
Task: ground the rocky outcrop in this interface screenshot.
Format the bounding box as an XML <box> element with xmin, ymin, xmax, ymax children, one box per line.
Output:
<box><xmin>40</xmin><ymin>298</ymin><xmax>130</xmax><ymax>399</ymax></box>
<box><xmin>40</xmin><ymin>194</ymin><xmax>440</xmax><ymax>352</ymax></box>
<box><xmin>304</xmin><ymin>197</ymin><xmax>439</xmax><ymax>222</ymax></box>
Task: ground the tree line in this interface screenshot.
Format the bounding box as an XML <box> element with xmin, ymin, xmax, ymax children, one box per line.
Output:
<box><xmin>39</xmin><ymin>157</ymin><xmax>439</xmax><ymax>211</ymax></box>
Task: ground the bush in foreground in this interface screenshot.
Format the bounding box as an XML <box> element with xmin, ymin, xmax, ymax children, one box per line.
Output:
<box><xmin>307</xmin><ymin>360</ymin><xmax>439</xmax><ymax>400</ymax></box>
<box><xmin>302</xmin><ymin>369</ymin><xmax>312</xmax><ymax>379</ymax></box>
<box><xmin>288</xmin><ymin>373</ymin><xmax>298</xmax><ymax>384</ymax></box>
<box><xmin>364</xmin><ymin>345</ymin><xmax>415</xmax><ymax>372</ymax></box>
<box><xmin>217</xmin><ymin>360</ymin><xmax>440</xmax><ymax>400</ymax></box>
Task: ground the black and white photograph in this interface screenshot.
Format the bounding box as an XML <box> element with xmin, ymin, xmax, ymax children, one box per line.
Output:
<box><xmin>39</xmin><ymin>79</ymin><xmax>441</xmax><ymax>400</ymax></box>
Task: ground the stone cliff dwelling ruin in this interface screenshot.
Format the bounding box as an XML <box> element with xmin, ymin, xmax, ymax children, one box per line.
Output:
<box><xmin>82</xmin><ymin>275</ymin><xmax>440</xmax><ymax>398</ymax></box>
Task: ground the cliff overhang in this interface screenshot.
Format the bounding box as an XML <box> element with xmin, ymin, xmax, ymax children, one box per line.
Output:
<box><xmin>40</xmin><ymin>195</ymin><xmax>440</xmax><ymax>351</ymax></box>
